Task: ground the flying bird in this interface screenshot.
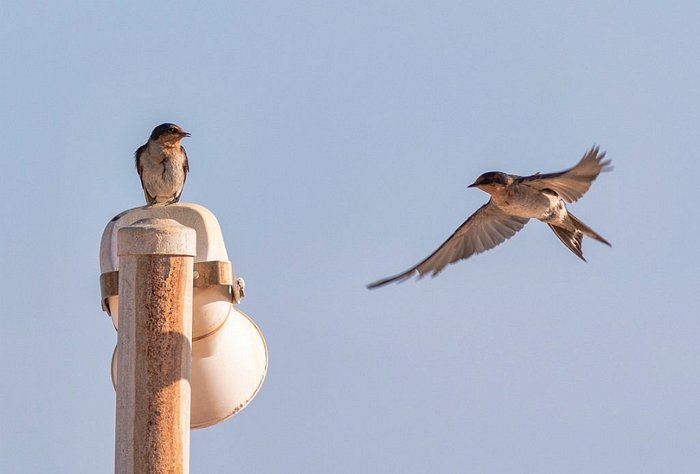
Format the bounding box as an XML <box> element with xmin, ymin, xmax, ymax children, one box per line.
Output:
<box><xmin>367</xmin><ymin>146</ymin><xmax>612</xmax><ymax>289</ymax></box>
<box><xmin>135</xmin><ymin>123</ymin><xmax>190</xmax><ymax>206</ymax></box>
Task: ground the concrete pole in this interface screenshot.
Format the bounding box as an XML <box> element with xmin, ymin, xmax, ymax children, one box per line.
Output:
<box><xmin>115</xmin><ymin>218</ymin><xmax>196</xmax><ymax>474</ymax></box>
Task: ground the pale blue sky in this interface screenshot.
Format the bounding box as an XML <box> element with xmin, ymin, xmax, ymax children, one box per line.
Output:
<box><xmin>2</xmin><ymin>1</ymin><xmax>699</xmax><ymax>473</ymax></box>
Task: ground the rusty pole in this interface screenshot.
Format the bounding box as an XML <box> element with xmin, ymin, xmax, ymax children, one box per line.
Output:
<box><xmin>115</xmin><ymin>218</ymin><xmax>196</xmax><ymax>474</ymax></box>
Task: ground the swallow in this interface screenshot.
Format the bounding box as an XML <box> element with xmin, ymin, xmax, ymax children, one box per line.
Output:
<box><xmin>367</xmin><ymin>146</ymin><xmax>612</xmax><ymax>289</ymax></box>
<box><xmin>135</xmin><ymin>123</ymin><xmax>190</xmax><ymax>206</ymax></box>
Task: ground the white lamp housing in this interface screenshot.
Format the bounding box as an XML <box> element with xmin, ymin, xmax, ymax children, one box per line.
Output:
<box><xmin>100</xmin><ymin>203</ymin><xmax>267</xmax><ymax>429</ymax></box>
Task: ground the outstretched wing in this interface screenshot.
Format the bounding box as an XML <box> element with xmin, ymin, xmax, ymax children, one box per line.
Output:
<box><xmin>367</xmin><ymin>202</ymin><xmax>529</xmax><ymax>289</ymax></box>
<box><xmin>519</xmin><ymin>146</ymin><xmax>611</xmax><ymax>203</ymax></box>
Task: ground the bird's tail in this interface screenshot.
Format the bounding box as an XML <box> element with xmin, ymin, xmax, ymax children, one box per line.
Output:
<box><xmin>548</xmin><ymin>212</ymin><xmax>610</xmax><ymax>261</ymax></box>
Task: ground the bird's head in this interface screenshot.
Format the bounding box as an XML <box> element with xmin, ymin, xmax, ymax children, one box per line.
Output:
<box><xmin>150</xmin><ymin>123</ymin><xmax>191</xmax><ymax>146</ymax></box>
<box><xmin>468</xmin><ymin>172</ymin><xmax>512</xmax><ymax>190</ymax></box>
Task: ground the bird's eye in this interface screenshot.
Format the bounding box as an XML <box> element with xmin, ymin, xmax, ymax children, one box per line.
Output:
<box><xmin>168</xmin><ymin>127</ymin><xmax>177</xmax><ymax>134</ymax></box>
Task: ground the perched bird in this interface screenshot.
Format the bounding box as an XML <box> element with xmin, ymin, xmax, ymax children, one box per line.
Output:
<box><xmin>135</xmin><ymin>123</ymin><xmax>190</xmax><ymax>206</ymax></box>
<box><xmin>367</xmin><ymin>146</ymin><xmax>612</xmax><ymax>289</ymax></box>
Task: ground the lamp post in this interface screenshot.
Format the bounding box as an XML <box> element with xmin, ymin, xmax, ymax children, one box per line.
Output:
<box><xmin>115</xmin><ymin>218</ymin><xmax>195</xmax><ymax>473</ymax></box>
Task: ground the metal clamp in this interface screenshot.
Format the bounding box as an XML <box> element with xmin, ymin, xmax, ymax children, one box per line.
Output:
<box><xmin>100</xmin><ymin>260</ymin><xmax>245</xmax><ymax>314</ymax></box>
<box><xmin>193</xmin><ymin>260</ymin><xmax>245</xmax><ymax>304</ymax></box>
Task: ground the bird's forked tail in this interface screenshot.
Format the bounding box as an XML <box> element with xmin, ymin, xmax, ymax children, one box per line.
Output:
<box><xmin>548</xmin><ymin>212</ymin><xmax>610</xmax><ymax>261</ymax></box>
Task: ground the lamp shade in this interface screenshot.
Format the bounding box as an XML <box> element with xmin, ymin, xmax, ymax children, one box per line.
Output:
<box><xmin>112</xmin><ymin>305</ymin><xmax>267</xmax><ymax>429</ymax></box>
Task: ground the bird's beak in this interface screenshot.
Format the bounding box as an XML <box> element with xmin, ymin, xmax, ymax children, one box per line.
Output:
<box><xmin>467</xmin><ymin>182</ymin><xmax>477</xmax><ymax>188</ymax></box>
<box><xmin>181</xmin><ymin>131</ymin><xmax>191</xmax><ymax>138</ymax></box>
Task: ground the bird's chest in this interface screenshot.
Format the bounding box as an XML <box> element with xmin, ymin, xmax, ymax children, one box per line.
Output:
<box><xmin>492</xmin><ymin>186</ymin><xmax>555</xmax><ymax>219</ymax></box>
<box><xmin>140</xmin><ymin>147</ymin><xmax>186</xmax><ymax>196</ymax></box>
<box><xmin>142</xmin><ymin>148</ymin><xmax>185</xmax><ymax>180</ymax></box>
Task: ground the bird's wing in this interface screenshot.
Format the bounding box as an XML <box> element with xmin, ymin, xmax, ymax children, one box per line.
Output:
<box><xmin>173</xmin><ymin>146</ymin><xmax>189</xmax><ymax>203</ymax></box>
<box><xmin>134</xmin><ymin>144</ymin><xmax>146</xmax><ymax>171</ymax></box>
<box><xmin>182</xmin><ymin>145</ymin><xmax>189</xmax><ymax>174</ymax></box>
<box><xmin>519</xmin><ymin>146</ymin><xmax>611</xmax><ymax>203</ymax></box>
<box><xmin>367</xmin><ymin>202</ymin><xmax>529</xmax><ymax>289</ymax></box>
<box><xmin>134</xmin><ymin>144</ymin><xmax>156</xmax><ymax>206</ymax></box>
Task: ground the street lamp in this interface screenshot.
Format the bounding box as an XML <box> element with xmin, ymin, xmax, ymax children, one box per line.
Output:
<box><xmin>99</xmin><ymin>203</ymin><xmax>267</xmax><ymax>430</ymax></box>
